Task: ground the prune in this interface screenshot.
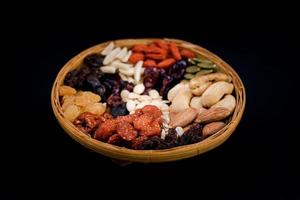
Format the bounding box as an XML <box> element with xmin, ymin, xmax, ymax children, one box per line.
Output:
<box><xmin>84</xmin><ymin>74</ymin><xmax>101</xmax><ymax>90</ymax></box>
<box><xmin>169</xmin><ymin>60</ymin><xmax>187</xmax><ymax>79</ymax></box>
<box><xmin>84</xmin><ymin>53</ymin><xmax>104</xmax><ymax>68</ymax></box>
<box><xmin>110</xmin><ymin>103</ymin><xmax>128</xmax><ymax>118</ymax></box>
<box><xmin>94</xmin><ymin>85</ymin><xmax>107</xmax><ymax>100</ymax></box>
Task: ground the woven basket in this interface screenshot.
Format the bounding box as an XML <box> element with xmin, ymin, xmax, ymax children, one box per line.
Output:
<box><xmin>51</xmin><ymin>38</ymin><xmax>246</xmax><ymax>163</ymax></box>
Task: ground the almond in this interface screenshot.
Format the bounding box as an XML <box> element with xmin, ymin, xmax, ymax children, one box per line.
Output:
<box><xmin>170</xmin><ymin>107</ymin><xmax>198</xmax><ymax>128</ymax></box>
<box><xmin>202</xmin><ymin>121</ymin><xmax>226</xmax><ymax>137</ymax></box>
<box><xmin>195</xmin><ymin>107</ymin><xmax>230</xmax><ymax>123</ymax></box>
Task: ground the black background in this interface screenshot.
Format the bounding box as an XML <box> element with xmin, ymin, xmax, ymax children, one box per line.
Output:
<box><xmin>4</xmin><ymin>8</ymin><xmax>300</xmax><ymax>199</ymax></box>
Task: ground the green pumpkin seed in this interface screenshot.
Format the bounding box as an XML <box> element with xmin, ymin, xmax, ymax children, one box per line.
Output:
<box><xmin>194</xmin><ymin>57</ymin><xmax>213</xmax><ymax>64</ymax></box>
<box><xmin>195</xmin><ymin>69</ymin><xmax>213</xmax><ymax>76</ymax></box>
<box><xmin>188</xmin><ymin>58</ymin><xmax>197</xmax><ymax>65</ymax></box>
<box><xmin>186</xmin><ymin>66</ymin><xmax>201</xmax><ymax>73</ymax></box>
<box><xmin>197</xmin><ymin>63</ymin><xmax>217</xmax><ymax>69</ymax></box>
<box><xmin>184</xmin><ymin>73</ymin><xmax>195</xmax><ymax>79</ymax></box>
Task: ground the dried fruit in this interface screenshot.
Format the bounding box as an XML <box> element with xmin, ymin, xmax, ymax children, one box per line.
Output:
<box><xmin>169</xmin><ymin>43</ymin><xmax>182</xmax><ymax>60</ymax></box>
<box><xmin>180</xmin><ymin>49</ymin><xmax>195</xmax><ymax>58</ymax></box>
<box><xmin>110</xmin><ymin>102</ymin><xmax>128</xmax><ymax>117</ymax></box>
<box><xmin>144</xmin><ymin>59</ymin><xmax>157</xmax><ymax>68</ymax></box>
<box><xmin>64</xmin><ymin>104</ymin><xmax>81</xmax><ymax>122</ymax></box>
<box><xmin>83</xmin><ymin>103</ymin><xmax>106</xmax><ymax>116</ymax></box>
<box><xmin>59</xmin><ymin>85</ymin><xmax>76</xmax><ymax>96</ymax></box>
<box><xmin>84</xmin><ymin>53</ymin><xmax>104</xmax><ymax>68</ymax></box>
<box><xmin>116</xmin><ymin>122</ymin><xmax>137</xmax><ymax>141</ymax></box>
<box><xmin>157</xmin><ymin>58</ymin><xmax>176</xmax><ymax>68</ymax></box>
<box><xmin>129</xmin><ymin>53</ymin><xmax>145</xmax><ymax>64</ymax></box>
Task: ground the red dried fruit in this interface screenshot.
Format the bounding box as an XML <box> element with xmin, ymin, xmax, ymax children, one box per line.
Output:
<box><xmin>129</xmin><ymin>53</ymin><xmax>145</xmax><ymax>64</ymax></box>
<box><xmin>154</xmin><ymin>40</ymin><xmax>169</xmax><ymax>50</ymax></box>
<box><xmin>169</xmin><ymin>43</ymin><xmax>182</xmax><ymax>60</ymax></box>
<box><xmin>133</xmin><ymin>114</ymin><xmax>153</xmax><ymax>130</ymax></box>
<box><xmin>180</xmin><ymin>49</ymin><xmax>195</xmax><ymax>58</ymax></box>
<box><xmin>141</xmin><ymin>105</ymin><xmax>163</xmax><ymax>118</ymax></box>
<box><xmin>146</xmin><ymin>53</ymin><xmax>167</xmax><ymax>60</ymax></box>
<box><xmin>157</xmin><ymin>58</ymin><xmax>176</xmax><ymax>68</ymax></box>
<box><xmin>143</xmin><ymin>59</ymin><xmax>157</xmax><ymax>68</ymax></box>
<box><xmin>132</xmin><ymin>44</ymin><xmax>148</xmax><ymax>52</ymax></box>
<box><xmin>107</xmin><ymin>134</ymin><xmax>122</xmax><ymax>145</ymax></box>
<box><xmin>95</xmin><ymin>119</ymin><xmax>117</xmax><ymax>141</ymax></box>
<box><xmin>116</xmin><ymin>122</ymin><xmax>137</xmax><ymax>141</ymax></box>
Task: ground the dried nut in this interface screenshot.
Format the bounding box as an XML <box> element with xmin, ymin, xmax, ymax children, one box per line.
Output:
<box><xmin>126</xmin><ymin>100</ymin><xmax>136</xmax><ymax>112</ymax></box>
<box><xmin>103</xmin><ymin>47</ymin><xmax>121</xmax><ymax>65</ymax></box>
<box><xmin>127</xmin><ymin>77</ymin><xmax>135</xmax><ymax>83</ymax></box>
<box><xmin>169</xmin><ymin>86</ymin><xmax>192</xmax><ymax>113</ymax></box>
<box><xmin>186</xmin><ymin>66</ymin><xmax>201</xmax><ymax>73</ymax></box>
<box><xmin>59</xmin><ymin>85</ymin><xmax>76</xmax><ymax>96</ymax></box>
<box><xmin>148</xmin><ymin>89</ymin><xmax>160</xmax><ymax>99</ymax></box>
<box><xmin>202</xmin><ymin>121</ymin><xmax>226</xmax><ymax>137</ymax></box>
<box><xmin>195</xmin><ymin>69</ymin><xmax>213</xmax><ymax>76</ymax></box>
<box><xmin>119</xmin><ymin>67</ymin><xmax>134</xmax><ymax>76</ymax></box>
<box><xmin>189</xmin><ymin>72</ymin><xmax>229</xmax><ymax>96</ymax></box>
<box><xmin>119</xmin><ymin>73</ymin><xmax>128</xmax><ymax>81</ymax></box>
<box><xmin>133</xmin><ymin>83</ymin><xmax>145</xmax><ymax>95</ymax></box>
<box><xmin>212</xmin><ymin>94</ymin><xmax>236</xmax><ymax>113</ymax></box>
<box><xmin>128</xmin><ymin>92</ymin><xmax>140</xmax><ymax>99</ymax></box>
<box><xmin>170</xmin><ymin>107</ymin><xmax>198</xmax><ymax>128</ymax></box>
<box><xmin>122</xmin><ymin>50</ymin><xmax>132</xmax><ymax>62</ymax></box>
<box><xmin>195</xmin><ymin>107</ymin><xmax>231</xmax><ymax>123</ymax></box>
<box><xmin>100</xmin><ymin>66</ymin><xmax>116</xmax><ymax>74</ymax></box>
<box><xmin>116</xmin><ymin>47</ymin><xmax>128</xmax><ymax>60</ymax></box>
<box><xmin>112</xmin><ymin>61</ymin><xmax>133</xmax><ymax>70</ymax></box>
<box><xmin>134</xmin><ymin>61</ymin><xmax>143</xmax><ymax>84</ymax></box>
<box><xmin>167</xmin><ymin>81</ymin><xmax>189</xmax><ymax>101</ymax></box>
<box><xmin>190</xmin><ymin>96</ymin><xmax>203</xmax><ymax>110</ymax></box>
<box><xmin>201</xmin><ymin>81</ymin><xmax>234</xmax><ymax>107</ymax></box>
<box><xmin>101</xmin><ymin>42</ymin><xmax>115</xmax><ymax>55</ymax></box>
<box><xmin>138</xmin><ymin>95</ymin><xmax>152</xmax><ymax>102</ymax></box>
<box><xmin>175</xmin><ymin>127</ymin><xmax>184</xmax><ymax>137</ymax></box>
<box><xmin>64</xmin><ymin>104</ymin><xmax>81</xmax><ymax>122</ymax></box>
<box><xmin>184</xmin><ymin>73</ymin><xmax>195</xmax><ymax>79</ymax></box>
<box><xmin>83</xmin><ymin>103</ymin><xmax>106</xmax><ymax>115</ymax></box>
<box><xmin>120</xmin><ymin>90</ymin><xmax>130</xmax><ymax>100</ymax></box>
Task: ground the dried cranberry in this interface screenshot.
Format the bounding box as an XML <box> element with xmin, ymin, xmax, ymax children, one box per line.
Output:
<box><xmin>107</xmin><ymin>94</ymin><xmax>123</xmax><ymax>107</ymax></box>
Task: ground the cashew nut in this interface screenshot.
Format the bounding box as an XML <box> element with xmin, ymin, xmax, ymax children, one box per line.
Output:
<box><xmin>211</xmin><ymin>94</ymin><xmax>236</xmax><ymax>113</ymax></box>
<box><xmin>201</xmin><ymin>81</ymin><xmax>234</xmax><ymax>107</ymax></box>
<box><xmin>189</xmin><ymin>72</ymin><xmax>229</xmax><ymax>96</ymax></box>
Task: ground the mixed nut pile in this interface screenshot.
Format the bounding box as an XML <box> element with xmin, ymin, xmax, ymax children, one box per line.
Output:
<box><xmin>59</xmin><ymin>40</ymin><xmax>236</xmax><ymax>150</ymax></box>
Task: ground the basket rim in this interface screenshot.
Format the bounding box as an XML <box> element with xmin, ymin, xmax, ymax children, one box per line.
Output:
<box><xmin>51</xmin><ymin>38</ymin><xmax>246</xmax><ymax>162</ymax></box>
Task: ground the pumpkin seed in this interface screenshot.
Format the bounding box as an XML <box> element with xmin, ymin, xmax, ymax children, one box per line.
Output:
<box><xmin>197</xmin><ymin>62</ymin><xmax>216</xmax><ymax>69</ymax></box>
<box><xmin>195</xmin><ymin>69</ymin><xmax>213</xmax><ymax>76</ymax></box>
<box><xmin>184</xmin><ymin>73</ymin><xmax>195</xmax><ymax>79</ymax></box>
<box><xmin>186</xmin><ymin>66</ymin><xmax>201</xmax><ymax>73</ymax></box>
<box><xmin>188</xmin><ymin>58</ymin><xmax>197</xmax><ymax>65</ymax></box>
<box><xmin>195</xmin><ymin>57</ymin><xmax>213</xmax><ymax>64</ymax></box>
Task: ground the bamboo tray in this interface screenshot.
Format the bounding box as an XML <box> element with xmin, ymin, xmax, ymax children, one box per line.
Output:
<box><xmin>51</xmin><ymin>38</ymin><xmax>246</xmax><ymax>163</ymax></box>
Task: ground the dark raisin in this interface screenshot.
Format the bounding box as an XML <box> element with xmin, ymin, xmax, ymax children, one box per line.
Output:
<box><xmin>84</xmin><ymin>74</ymin><xmax>101</xmax><ymax>90</ymax></box>
<box><xmin>94</xmin><ymin>85</ymin><xmax>107</xmax><ymax>100</ymax></box>
<box><xmin>84</xmin><ymin>53</ymin><xmax>104</xmax><ymax>68</ymax></box>
<box><xmin>110</xmin><ymin>103</ymin><xmax>128</xmax><ymax>117</ymax></box>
